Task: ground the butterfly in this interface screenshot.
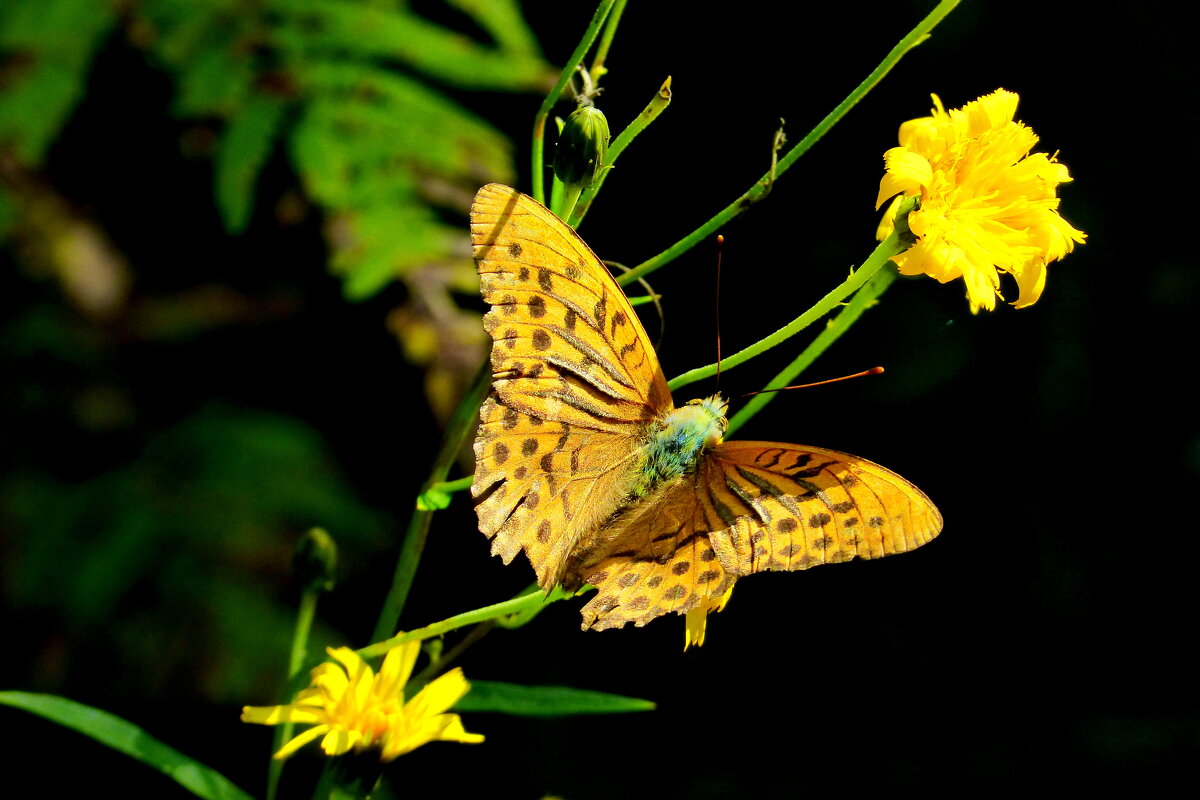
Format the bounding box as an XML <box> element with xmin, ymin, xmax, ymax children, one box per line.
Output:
<box><xmin>469</xmin><ymin>183</ymin><xmax>942</xmax><ymax>634</ymax></box>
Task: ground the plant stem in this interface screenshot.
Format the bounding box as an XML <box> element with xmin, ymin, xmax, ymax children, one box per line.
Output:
<box><xmin>589</xmin><ymin>0</ymin><xmax>628</xmax><ymax>80</ymax></box>
<box><xmin>615</xmin><ymin>0</ymin><xmax>960</xmax><ymax>287</ymax></box>
<box><xmin>531</xmin><ymin>0</ymin><xmax>616</xmax><ymax>204</ymax></box>
<box><xmin>569</xmin><ymin>76</ymin><xmax>673</xmax><ymax>229</ymax></box>
<box><xmin>726</xmin><ymin>264</ymin><xmax>899</xmax><ymax>437</ymax></box>
<box><xmin>667</xmin><ymin>231</ymin><xmax>905</xmax><ymax>392</ymax></box>
<box><xmin>267</xmin><ymin>588</ymin><xmax>319</xmax><ymax>800</ymax></box>
<box><xmin>359</xmin><ymin>586</ymin><xmax>573</xmax><ymax>661</ymax></box>
<box><xmin>369</xmin><ymin>361</ymin><xmax>492</xmax><ymax>645</ymax></box>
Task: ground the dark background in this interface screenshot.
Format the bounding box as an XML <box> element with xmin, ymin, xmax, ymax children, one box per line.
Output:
<box><xmin>4</xmin><ymin>1</ymin><xmax>1196</xmax><ymax>797</ymax></box>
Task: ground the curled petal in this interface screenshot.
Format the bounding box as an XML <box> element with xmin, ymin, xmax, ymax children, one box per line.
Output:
<box><xmin>876</xmin><ymin>89</ymin><xmax>1085</xmax><ymax>312</ymax></box>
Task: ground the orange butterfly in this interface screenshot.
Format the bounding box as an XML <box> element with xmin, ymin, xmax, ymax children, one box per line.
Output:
<box><xmin>470</xmin><ymin>184</ymin><xmax>941</xmax><ymax>636</ymax></box>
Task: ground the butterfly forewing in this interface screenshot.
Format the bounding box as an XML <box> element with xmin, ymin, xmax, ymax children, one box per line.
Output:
<box><xmin>703</xmin><ymin>442</ymin><xmax>942</xmax><ymax>575</ymax></box>
<box><xmin>470</xmin><ymin>184</ymin><xmax>672</xmax><ymax>589</ymax></box>
<box><xmin>471</xmin><ymin>184</ymin><xmax>670</xmax><ymax>428</ymax></box>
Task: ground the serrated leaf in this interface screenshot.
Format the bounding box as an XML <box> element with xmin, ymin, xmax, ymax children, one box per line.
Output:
<box><xmin>0</xmin><ymin>692</ymin><xmax>255</xmax><ymax>800</ymax></box>
<box><xmin>271</xmin><ymin>0</ymin><xmax>553</xmax><ymax>91</ymax></box>
<box><xmin>215</xmin><ymin>94</ymin><xmax>287</xmax><ymax>233</ymax></box>
<box><xmin>453</xmin><ymin>681</ymin><xmax>656</xmax><ymax>716</ymax></box>
<box><xmin>446</xmin><ymin>0</ymin><xmax>540</xmax><ymax>56</ymax></box>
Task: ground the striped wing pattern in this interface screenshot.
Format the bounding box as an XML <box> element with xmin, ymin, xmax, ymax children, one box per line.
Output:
<box><xmin>470</xmin><ymin>184</ymin><xmax>672</xmax><ymax>590</ymax></box>
<box><xmin>704</xmin><ymin>441</ymin><xmax>942</xmax><ymax>574</ymax></box>
<box><xmin>578</xmin><ymin>441</ymin><xmax>941</xmax><ymax>630</ymax></box>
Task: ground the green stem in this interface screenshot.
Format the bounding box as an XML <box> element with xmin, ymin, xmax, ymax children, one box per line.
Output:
<box><xmin>359</xmin><ymin>586</ymin><xmax>573</xmax><ymax>661</ymax></box>
<box><xmin>615</xmin><ymin>0</ymin><xmax>960</xmax><ymax>287</ymax></box>
<box><xmin>531</xmin><ymin>0</ymin><xmax>616</xmax><ymax>204</ymax></box>
<box><xmin>589</xmin><ymin>0</ymin><xmax>628</xmax><ymax>80</ymax></box>
<box><xmin>429</xmin><ymin>475</ymin><xmax>473</xmax><ymax>495</ymax></box>
<box><xmin>569</xmin><ymin>76</ymin><xmax>673</xmax><ymax>229</ymax></box>
<box><xmin>667</xmin><ymin>231</ymin><xmax>906</xmax><ymax>392</ymax></box>
<box><xmin>267</xmin><ymin>588</ymin><xmax>319</xmax><ymax>800</ymax></box>
<box><xmin>369</xmin><ymin>361</ymin><xmax>492</xmax><ymax>645</ymax></box>
<box><xmin>726</xmin><ymin>264</ymin><xmax>899</xmax><ymax>437</ymax></box>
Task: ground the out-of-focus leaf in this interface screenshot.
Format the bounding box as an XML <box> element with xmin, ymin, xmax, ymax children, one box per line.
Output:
<box><xmin>453</xmin><ymin>681</ymin><xmax>656</xmax><ymax>716</ymax></box>
<box><xmin>216</xmin><ymin>94</ymin><xmax>288</xmax><ymax>233</ymax></box>
<box><xmin>0</xmin><ymin>692</ymin><xmax>256</xmax><ymax>800</ymax></box>
<box><xmin>4</xmin><ymin>405</ymin><xmax>384</xmax><ymax>686</ymax></box>
<box><xmin>0</xmin><ymin>0</ymin><xmax>117</xmax><ymax>164</ymax></box>
<box><xmin>271</xmin><ymin>0</ymin><xmax>554</xmax><ymax>91</ymax></box>
<box><xmin>447</xmin><ymin>0</ymin><xmax>541</xmax><ymax>56</ymax></box>
<box><xmin>173</xmin><ymin>47</ymin><xmax>254</xmax><ymax>116</ymax></box>
<box><xmin>0</xmin><ymin>188</ymin><xmax>15</xmax><ymax>237</ymax></box>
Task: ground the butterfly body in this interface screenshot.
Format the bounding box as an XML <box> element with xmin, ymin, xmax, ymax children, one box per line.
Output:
<box><xmin>470</xmin><ymin>184</ymin><xmax>942</xmax><ymax>633</ymax></box>
<box><xmin>630</xmin><ymin>395</ymin><xmax>728</xmax><ymax>503</ymax></box>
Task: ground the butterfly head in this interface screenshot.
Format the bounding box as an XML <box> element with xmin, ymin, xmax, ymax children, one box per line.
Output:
<box><xmin>682</xmin><ymin>394</ymin><xmax>730</xmax><ymax>447</ymax></box>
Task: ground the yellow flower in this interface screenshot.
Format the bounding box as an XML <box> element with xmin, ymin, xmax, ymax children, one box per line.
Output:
<box><xmin>241</xmin><ymin>641</ymin><xmax>484</xmax><ymax>762</ymax></box>
<box><xmin>684</xmin><ymin>585</ymin><xmax>735</xmax><ymax>650</ymax></box>
<box><xmin>875</xmin><ymin>88</ymin><xmax>1086</xmax><ymax>313</ymax></box>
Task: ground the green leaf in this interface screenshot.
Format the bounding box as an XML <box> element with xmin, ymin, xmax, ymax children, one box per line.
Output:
<box><xmin>446</xmin><ymin>0</ymin><xmax>541</xmax><ymax>56</ymax></box>
<box><xmin>215</xmin><ymin>94</ymin><xmax>288</xmax><ymax>233</ymax></box>
<box><xmin>453</xmin><ymin>681</ymin><xmax>656</xmax><ymax>716</ymax></box>
<box><xmin>0</xmin><ymin>692</ymin><xmax>256</xmax><ymax>800</ymax></box>
<box><xmin>272</xmin><ymin>0</ymin><xmax>554</xmax><ymax>91</ymax></box>
<box><xmin>0</xmin><ymin>0</ymin><xmax>117</xmax><ymax>164</ymax></box>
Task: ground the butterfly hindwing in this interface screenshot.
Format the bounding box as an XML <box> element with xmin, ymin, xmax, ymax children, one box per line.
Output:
<box><xmin>577</xmin><ymin>459</ymin><xmax>738</xmax><ymax>631</ymax></box>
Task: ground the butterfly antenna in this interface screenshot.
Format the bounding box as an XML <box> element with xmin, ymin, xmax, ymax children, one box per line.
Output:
<box><xmin>737</xmin><ymin>366</ymin><xmax>885</xmax><ymax>399</ymax></box>
<box><xmin>715</xmin><ymin>235</ymin><xmax>724</xmax><ymax>388</ymax></box>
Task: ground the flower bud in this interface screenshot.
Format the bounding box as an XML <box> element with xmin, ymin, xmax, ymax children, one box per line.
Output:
<box><xmin>553</xmin><ymin>105</ymin><xmax>609</xmax><ymax>188</ymax></box>
<box><xmin>293</xmin><ymin>527</ymin><xmax>337</xmax><ymax>593</ymax></box>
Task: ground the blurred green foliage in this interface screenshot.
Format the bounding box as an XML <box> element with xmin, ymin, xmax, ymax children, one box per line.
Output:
<box><xmin>1</xmin><ymin>0</ymin><xmax>553</xmax><ymax>298</ymax></box>
<box><xmin>0</xmin><ymin>0</ymin><xmax>553</xmax><ymax>707</ymax></box>
<box><xmin>4</xmin><ymin>404</ymin><xmax>387</xmax><ymax>700</ymax></box>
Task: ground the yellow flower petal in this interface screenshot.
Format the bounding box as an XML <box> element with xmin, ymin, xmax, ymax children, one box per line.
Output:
<box><xmin>875</xmin><ymin>88</ymin><xmax>1085</xmax><ymax>312</ymax></box>
<box><xmin>241</xmin><ymin>637</ymin><xmax>484</xmax><ymax>763</ymax></box>
<box><xmin>274</xmin><ymin>725</ymin><xmax>329</xmax><ymax>760</ymax></box>
<box><xmin>241</xmin><ymin>704</ymin><xmax>326</xmax><ymax>726</ymax></box>
<box><xmin>683</xmin><ymin>585</ymin><xmax>735</xmax><ymax>650</ymax></box>
<box><xmin>407</xmin><ymin>668</ymin><xmax>472</xmax><ymax>718</ymax></box>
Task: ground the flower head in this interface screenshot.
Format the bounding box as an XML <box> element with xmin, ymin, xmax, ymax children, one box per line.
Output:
<box><xmin>241</xmin><ymin>641</ymin><xmax>483</xmax><ymax>762</ymax></box>
<box><xmin>876</xmin><ymin>89</ymin><xmax>1086</xmax><ymax>313</ymax></box>
<box><xmin>684</xmin><ymin>585</ymin><xmax>735</xmax><ymax>650</ymax></box>
<box><xmin>554</xmin><ymin>105</ymin><xmax>610</xmax><ymax>189</ymax></box>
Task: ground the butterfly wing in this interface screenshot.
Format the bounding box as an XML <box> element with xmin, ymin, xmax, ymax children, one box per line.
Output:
<box><xmin>702</xmin><ymin>441</ymin><xmax>942</xmax><ymax>574</ymax></box>
<box><xmin>470</xmin><ymin>184</ymin><xmax>673</xmax><ymax>589</ymax></box>
<box><xmin>578</xmin><ymin>440</ymin><xmax>941</xmax><ymax>630</ymax></box>
<box><xmin>577</xmin><ymin>456</ymin><xmax>738</xmax><ymax>631</ymax></box>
